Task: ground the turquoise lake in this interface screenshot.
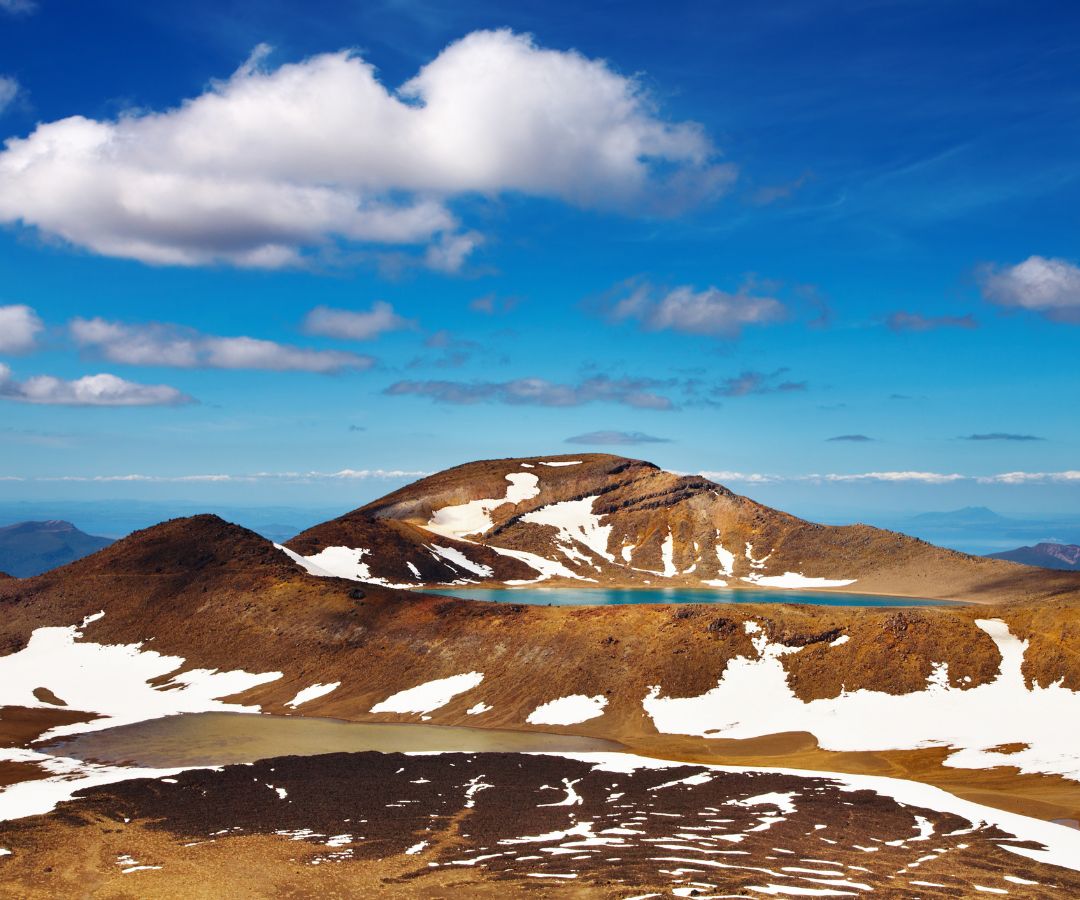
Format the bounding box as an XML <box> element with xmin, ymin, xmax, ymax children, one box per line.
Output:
<box><xmin>430</xmin><ymin>587</ymin><xmax>953</xmax><ymax>607</ymax></box>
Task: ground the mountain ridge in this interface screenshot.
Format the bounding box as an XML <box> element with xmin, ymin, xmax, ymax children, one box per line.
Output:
<box><xmin>988</xmin><ymin>542</ymin><xmax>1080</xmax><ymax>571</ymax></box>
<box><xmin>285</xmin><ymin>453</ymin><xmax>1080</xmax><ymax>604</ymax></box>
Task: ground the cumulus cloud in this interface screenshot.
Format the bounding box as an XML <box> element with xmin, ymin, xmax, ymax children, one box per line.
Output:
<box><xmin>978</xmin><ymin>255</ymin><xmax>1080</xmax><ymax>322</ymax></box>
<box><xmin>609</xmin><ymin>281</ymin><xmax>786</xmax><ymax>338</ymax></box>
<box><xmin>826</xmin><ymin>434</ymin><xmax>874</xmax><ymax>442</ymax></box>
<box><xmin>71</xmin><ymin>317</ymin><xmax>372</xmax><ymax>373</ymax></box>
<box><xmin>0</xmin><ymin>304</ymin><xmax>43</xmax><ymax>353</ymax></box>
<box><xmin>0</xmin><ymin>77</ymin><xmax>19</xmax><ymax>115</ymax></box>
<box><xmin>887</xmin><ymin>311</ymin><xmax>977</xmax><ymax>332</ymax></box>
<box><xmin>385</xmin><ymin>375</ymin><xmax>676</xmax><ymax>410</ymax></box>
<box><xmin>565</xmin><ymin>430</ymin><xmax>672</xmax><ymax>445</ymax></box>
<box><xmin>303</xmin><ymin>302</ymin><xmax>413</xmax><ymax>340</ymax></box>
<box><xmin>962</xmin><ymin>432</ymin><xmax>1044</xmax><ymax>442</ymax></box>
<box><xmin>0</xmin><ymin>363</ymin><xmax>190</xmax><ymax>406</ymax></box>
<box><xmin>712</xmin><ymin>368</ymin><xmax>806</xmax><ymax>398</ymax></box>
<box><xmin>0</xmin><ymin>30</ymin><xmax>730</xmax><ymax>270</ymax></box>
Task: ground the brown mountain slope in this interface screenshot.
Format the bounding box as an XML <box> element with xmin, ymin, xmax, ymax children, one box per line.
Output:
<box><xmin>3</xmin><ymin>514</ymin><xmax>1080</xmax><ymax>824</ymax></box>
<box><xmin>287</xmin><ymin>453</ymin><xmax>1080</xmax><ymax>603</ymax></box>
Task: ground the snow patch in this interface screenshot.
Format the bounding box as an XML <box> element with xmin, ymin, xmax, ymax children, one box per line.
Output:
<box><xmin>743</xmin><ymin>572</ymin><xmax>856</xmax><ymax>589</ymax></box>
<box><xmin>285</xmin><ymin>682</ymin><xmax>340</xmax><ymax>708</ymax></box>
<box><xmin>642</xmin><ymin>618</ymin><xmax>1080</xmax><ymax>781</ymax></box>
<box><xmin>540</xmin><ymin>460</ymin><xmax>582</xmax><ymax>467</ymax></box>
<box><xmin>716</xmin><ymin>543</ymin><xmax>736</xmax><ymax>576</ymax></box>
<box><xmin>426</xmin><ymin>472</ymin><xmax>539</xmax><ymax>539</ymax></box>
<box><xmin>429</xmin><ymin>545</ymin><xmax>493</xmax><ymax>578</ymax></box>
<box><xmin>520</xmin><ymin>497</ymin><xmax>614</xmax><ymax>563</ymax></box>
<box><xmin>0</xmin><ymin>617</ymin><xmax>282</xmax><ymax>740</ymax></box>
<box><xmin>370</xmin><ymin>672</ymin><xmax>484</xmax><ymax>715</ymax></box>
<box><xmin>527</xmin><ymin>694</ymin><xmax>608</xmax><ymax>726</ymax></box>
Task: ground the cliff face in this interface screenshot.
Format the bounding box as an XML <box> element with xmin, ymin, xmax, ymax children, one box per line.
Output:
<box><xmin>287</xmin><ymin>453</ymin><xmax>1080</xmax><ymax>603</ymax></box>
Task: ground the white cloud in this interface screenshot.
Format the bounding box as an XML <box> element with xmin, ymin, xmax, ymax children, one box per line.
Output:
<box><xmin>698</xmin><ymin>470</ymin><xmax>782</xmax><ymax>484</ymax></box>
<box><xmin>385</xmin><ymin>375</ymin><xmax>676</xmax><ymax>410</ymax></box>
<box><xmin>0</xmin><ymin>77</ymin><xmax>18</xmax><ymax>115</ymax></box>
<box><xmin>979</xmin><ymin>255</ymin><xmax>1080</xmax><ymax>322</ymax></box>
<box><xmin>303</xmin><ymin>302</ymin><xmax>413</xmax><ymax>340</ymax></box>
<box><xmin>0</xmin><ymin>30</ymin><xmax>730</xmax><ymax>270</ymax></box>
<box><xmin>978</xmin><ymin>471</ymin><xmax>1080</xmax><ymax>485</ymax></box>
<box><xmin>819</xmin><ymin>471</ymin><xmax>966</xmax><ymax>484</ymax></box>
<box><xmin>0</xmin><ymin>363</ymin><xmax>190</xmax><ymax>406</ymax></box>
<box><xmin>0</xmin><ymin>304</ymin><xmax>42</xmax><ymax>352</ymax></box>
<box><xmin>70</xmin><ymin>317</ymin><xmax>373</xmax><ymax>373</ymax></box>
<box><xmin>36</xmin><ymin>469</ymin><xmax>428</xmax><ymax>483</ymax></box>
<box><xmin>610</xmin><ymin>282</ymin><xmax>786</xmax><ymax>338</ymax></box>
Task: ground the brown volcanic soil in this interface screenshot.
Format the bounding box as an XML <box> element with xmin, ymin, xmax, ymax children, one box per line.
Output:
<box><xmin>288</xmin><ymin>453</ymin><xmax>1080</xmax><ymax>604</ymax></box>
<box><xmin>2</xmin><ymin>513</ymin><xmax>1080</xmax><ymax>827</ymax></box>
<box><xmin>0</xmin><ymin>750</ymin><xmax>1075</xmax><ymax>899</ymax></box>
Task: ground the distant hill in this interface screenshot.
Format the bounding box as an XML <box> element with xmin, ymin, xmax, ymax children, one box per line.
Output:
<box><xmin>908</xmin><ymin>506</ymin><xmax>1014</xmax><ymax>527</ymax></box>
<box><xmin>988</xmin><ymin>543</ymin><xmax>1080</xmax><ymax>571</ymax></box>
<box><xmin>0</xmin><ymin>520</ymin><xmax>114</xmax><ymax>577</ymax></box>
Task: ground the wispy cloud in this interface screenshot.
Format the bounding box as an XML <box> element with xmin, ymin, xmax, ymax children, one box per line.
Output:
<box><xmin>385</xmin><ymin>376</ymin><xmax>676</xmax><ymax>410</ymax></box>
<box><xmin>0</xmin><ymin>304</ymin><xmax>43</xmax><ymax>353</ymax></box>
<box><xmin>749</xmin><ymin>170</ymin><xmax>814</xmax><ymax>206</ymax></box>
<box><xmin>819</xmin><ymin>471</ymin><xmax>965</xmax><ymax>484</ymax></box>
<box><xmin>0</xmin><ymin>76</ymin><xmax>19</xmax><ymax>115</ymax></box>
<box><xmin>712</xmin><ymin>368</ymin><xmax>807</xmax><ymax>397</ymax></box>
<box><xmin>978</xmin><ymin>255</ymin><xmax>1080</xmax><ymax>323</ymax></box>
<box><xmin>0</xmin><ymin>0</ymin><xmax>36</xmax><ymax>16</ymax></box>
<box><xmin>977</xmin><ymin>471</ymin><xmax>1080</xmax><ymax>485</ymax></box>
<box><xmin>303</xmin><ymin>302</ymin><xmax>414</xmax><ymax>340</ymax></box>
<box><xmin>698</xmin><ymin>470</ymin><xmax>783</xmax><ymax>484</ymax></box>
<box><xmin>34</xmin><ymin>469</ymin><xmax>427</xmax><ymax>483</ymax></box>
<box><xmin>565</xmin><ymin>430</ymin><xmax>672</xmax><ymax>445</ymax></box>
<box><xmin>71</xmin><ymin>317</ymin><xmax>373</xmax><ymax>373</ymax></box>
<box><xmin>826</xmin><ymin>434</ymin><xmax>874</xmax><ymax>442</ymax></box>
<box><xmin>469</xmin><ymin>294</ymin><xmax>519</xmax><ymax>315</ymax></box>
<box><xmin>0</xmin><ymin>363</ymin><xmax>191</xmax><ymax>407</ymax></box>
<box><xmin>605</xmin><ymin>280</ymin><xmax>787</xmax><ymax>339</ymax></box>
<box><xmin>887</xmin><ymin>311</ymin><xmax>977</xmax><ymax>332</ymax></box>
<box><xmin>962</xmin><ymin>433</ymin><xmax>1045</xmax><ymax>442</ymax></box>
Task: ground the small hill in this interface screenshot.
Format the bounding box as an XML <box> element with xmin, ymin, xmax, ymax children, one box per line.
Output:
<box><xmin>0</xmin><ymin>520</ymin><xmax>113</xmax><ymax>578</ymax></box>
<box><xmin>988</xmin><ymin>542</ymin><xmax>1080</xmax><ymax>571</ymax></box>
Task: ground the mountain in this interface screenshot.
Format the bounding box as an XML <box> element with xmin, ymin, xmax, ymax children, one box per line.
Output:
<box><xmin>988</xmin><ymin>542</ymin><xmax>1080</xmax><ymax>571</ymax></box>
<box><xmin>0</xmin><ymin>520</ymin><xmax>114</xmax><ymax>578</ymax></box>
<box><xmin>285</xmin><ymin>453</ymin><xmax>1078</xmax><ymax>603</ymax></box>
<box><xmin>908</xmin><ymin>506</ymin><xmax>1014</xmax><ymax>527</ymax></box>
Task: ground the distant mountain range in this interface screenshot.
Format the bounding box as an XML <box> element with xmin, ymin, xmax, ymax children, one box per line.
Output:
<box><xmin>988</xmin><ymin>543</ymin><xmax>1080</xmax><ymax>571</ymax></box>
<box><xmin>0</xmin><ymin>520</ymin><xmax>114</xmax><ymax>578</ymax></box>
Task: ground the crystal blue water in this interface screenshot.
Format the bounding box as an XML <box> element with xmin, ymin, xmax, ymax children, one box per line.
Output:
<box><xmin>430</xmin><ymin>587</ymin><xmax>953</xmax><ymax>607</ymax></box>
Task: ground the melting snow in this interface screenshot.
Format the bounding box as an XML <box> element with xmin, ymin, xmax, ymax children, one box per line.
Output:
<box><xmin>370</xmin><ymin>672</ymin><xmax>484</xmax><ymax>715</ymax></box>
<box><xmin>429</xmin><ymin>545</ymin><xmax>493</xmax><ymax>577</ymax></box>
<box><xmin>0</xmin><ymin>615</ymin><xmax>282</xmax><ymax>739</ymax></box>
<box><xmin>716</xmin><ymin>543</ymin><xmax>736</xmax><ymax>576</ymax></box>
<box><xmin>540</xmin><ymin>461</ymin><xmax>582</xmax><ymax>467</ymax></box>
<box><xmin>527</xmin><ymin>694</ymin><xmax>608</xmax><ymax>726</ymax></box>
<box><xmin>284</xmin><ymin>682</ymin><xmax>340</xmax><ymax>708</ymax></box>
<box><xmin>426</xmin><ymin>472</ymin><xmax>539</xmax><ymax>539</ymax></box>
<box><xmin>466</xmin><ymin>702</ymin><xmax>492</xmax><ymax>715</ymax></box>
<box><xmin>642</xmin><ymin>618</ymin><xmax>1080</xmax><ymax>781</ymax></box>
<box><xmin>520</xmin><ymin>497</ymin><xmax>615</xmax><ymax>563</ymax></box>
<box><xmin>744</xmin><ymin>573</ymin><xmax>857</xmax><ymax>589</ymax></box>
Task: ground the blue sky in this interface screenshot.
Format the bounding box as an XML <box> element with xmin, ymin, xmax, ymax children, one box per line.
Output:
<box><xmin>0</xmin><ymin>0</ymin><xmax>1078</xmax><ymax>520</ymax></box>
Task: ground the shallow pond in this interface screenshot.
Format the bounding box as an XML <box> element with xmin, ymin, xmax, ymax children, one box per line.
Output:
<box><xmin>430</xmin><ymin>587</ymin><xmax>953</xmax><ymax>607</ymax></box>
<box><xmin>41</xmin><ymin>712</ymin><xmax>618</xmax><ymax>769</ymax></box>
